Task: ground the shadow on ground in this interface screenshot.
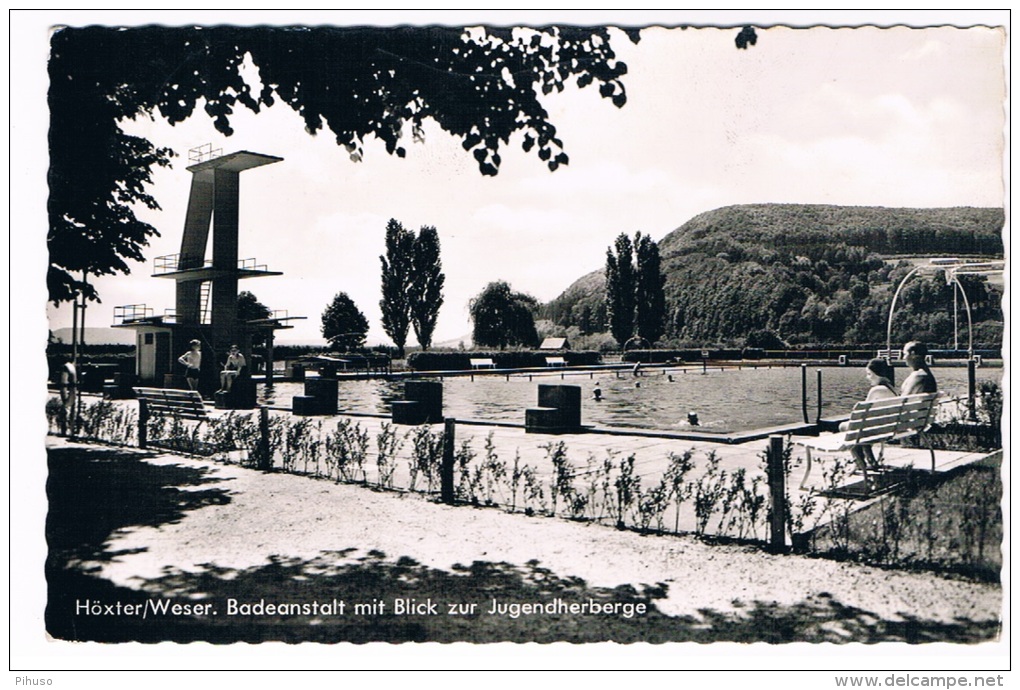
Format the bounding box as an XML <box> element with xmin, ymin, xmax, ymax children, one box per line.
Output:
<box><xmin>44</xmin><ymin>444</ymin><xmax>1000</xmax><ymax>644</ymax></box>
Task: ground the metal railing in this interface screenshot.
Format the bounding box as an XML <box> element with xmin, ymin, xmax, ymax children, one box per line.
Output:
<box><xmin>154</xmin><ymin>254</ymin><xmax>272</xmax><ymax>275</ymax></box>
<box><xmin>237</xmin><ymin>257</ymin><xmax>270</xmax><ymax>272</ymax></box>
<box><xmin>188</xmin><ymin>143</ymin><xmax>223</xmax><ymax>164</ymax></box>
<box><xmin>112</xmin><ymin>304</ymin><xmax>154</xmax><ymax>324</ymax></box>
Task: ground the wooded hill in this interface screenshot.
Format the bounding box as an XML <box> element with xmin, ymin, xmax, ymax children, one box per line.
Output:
<box><xmin>542</xmin><ymin>204</ymin><xmax>1004</xmax><ymax>348</ymax></box>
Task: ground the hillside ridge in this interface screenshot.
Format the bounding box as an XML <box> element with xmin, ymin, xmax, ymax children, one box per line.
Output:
<box><xmin>542</xmin><ymin>203</ymin><xmax>1004</xmax><ymax>347</ymax></box>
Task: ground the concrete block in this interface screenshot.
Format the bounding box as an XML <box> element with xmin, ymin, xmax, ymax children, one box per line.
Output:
<box><xmin>525</xmin><ymin>406</ymin><xmax>563</xmax><ymax>433</ymax></box>
<box><xmin>293</xmin><ymin>395</ymin><xmax>331</xmax><ymax>416</ymax></box>
<box><xmin>537</xmin><ymin>384</ymin><xmax>582</xmax><ymax>428</ymax></box>
<box><xmin>404</xmin><ymin>379</ymin><xmax>443</xmax><ymax>423</ymax></box>
<box><xmin>391</xmin><ymin>400</ymin><xmax>428</xmax><ymax>425</ymax></box>
<box><xmin>304</xmin><ymin>377</ymin><xmax>338</xmax><ymax>400</ymax></box>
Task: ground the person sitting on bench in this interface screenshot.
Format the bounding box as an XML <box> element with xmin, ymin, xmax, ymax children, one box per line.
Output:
<box><xmin>219</xmin><ymin>345</ymin><xmax>246</xmax><ymax>394</ymax></box>
<box><xmin>900</xmin><ymin>341</ymin><xmax>938</xmax><ymax>396</ymax></box>
<box><xmin>840</xmin><ymin>358</ymin><xmax>897</xmax><ymax>472</ymax></box>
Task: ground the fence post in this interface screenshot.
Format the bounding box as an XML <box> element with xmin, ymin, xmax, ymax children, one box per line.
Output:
<box><xmin>441</xmin><ymin>418</ymin><xmax>456</xmax><ymax>504</ymax></box>
<box><xmin>816</xmin><ymin>368</ymin><xmax>823</xmax><ymax>423</ymax></box>
<box><xmin>767</xmin><ymin>435</ymin><xmax>787</xmax><ymax>553</ymax></box>
<box><xmin>967</xmin><ymin>358</ymin><xmax>977</xmax><ymax>422</ymax></box>
<box><xmin>138</xmin><ymin>399</ymin><xmax>149</xmax><ymax>449</ymax></box>
<box><xmin>800</xmin><ymin>364</ymin><xmax>809</xmax><ymax>424</ymax></box>
<box><xmin>258</xmin><ymin>405</ymin><xmax>271</xmax><ymax>471</ymax></box>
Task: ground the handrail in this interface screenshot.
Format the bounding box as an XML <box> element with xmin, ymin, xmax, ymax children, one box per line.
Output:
<box><xmin>153</xmin><ymin>254</ymin><xmax>273</xmax><ymax>275</ymax></box>
<box><xmin>112</xmin><ymin>304</ymin><xmax>154</xmax><ymax>324</ymax></box>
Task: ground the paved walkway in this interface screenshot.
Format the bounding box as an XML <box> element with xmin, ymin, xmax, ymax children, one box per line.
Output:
<box><xmin>64</xmin><ymin>391</ymin><xmax>994</xmax><ymax>538</ymax></box>
<box><xmin>259</xmin><ymin>407</ymin><xmax>992</xmax><ymax>537</ymax></box>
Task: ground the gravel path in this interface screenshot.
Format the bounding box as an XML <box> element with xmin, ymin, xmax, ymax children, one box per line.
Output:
<box><xmin>73</xmin><ymin>440</ymin><xmax>1000</xmax><ymax>638</ymax></box>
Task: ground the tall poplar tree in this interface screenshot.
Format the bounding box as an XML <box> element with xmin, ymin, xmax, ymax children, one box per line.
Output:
<box><xmin>379</xmin><ymin>219</ymin><xmax>415</xmax><ymax>357</ymax></box>
<box><xmin>409</xmin><ymin>225</ymin><xmax>445</xmax><ymax>350</ymax></box>
<box><xmin>605</xmin><ymin>233</ymin><xmax>636</xmax><ymax>346</ymax></box>
<box><xmin>634</xmin><ymin>232</ymin><xmax>666</xmax><ymax>344</ymax></box>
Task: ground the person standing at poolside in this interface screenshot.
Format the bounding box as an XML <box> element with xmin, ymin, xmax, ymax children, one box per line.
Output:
<box><xmin>178</xmin><ymin>339</ymin><xmax>202</xmax><ymax>391</ymax></box>
<box><xmin>900</xmin><ymin>341</ymin><xmax>938</xmax><ymax>396</ymax></box>
<box><xmin>58</xmin><ymin>355</ymin><xmax>77</xmax><ymax>435</ymax></box>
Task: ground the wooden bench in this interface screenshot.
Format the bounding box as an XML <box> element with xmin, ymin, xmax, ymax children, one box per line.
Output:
<box><xmin>791</xmin><ymin>393</ymin><xmax>939</xmax><ymax>490</ymax></box>
<box><xmin>134</xmin><ymin>387</ymin><xmax>215</xmax><ymax>455</ymax></box>
<box><xmin>545</xmin><ymin>356</ymin><xmax>567</xmax><ymax>368</ymax></box>
<box><xmin>469</xmin><ymin>358</ymin><xmax>495</xmax><ymax>370</ymax></box>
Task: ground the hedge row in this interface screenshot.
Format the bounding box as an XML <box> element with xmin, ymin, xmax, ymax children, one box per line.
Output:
<box><xmin>621</xmin><ymin>349</ymin><xmax>746</xmax><ymax>363</ymax></box>
<box><xmin>622</xmin><ymin>348</ymin><xmax>1004</xmax><ymax>363</ymax></box>
<box><xmin>406</xmin><ymin>350</ymin><xmax>603</xmax><ymax>371</ymax></box>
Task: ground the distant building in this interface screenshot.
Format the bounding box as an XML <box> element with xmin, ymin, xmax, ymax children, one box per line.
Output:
<box><xmin>539</xmin><ymin>337</ymin><xmax>570</xmax><ymax>350</ymax></box>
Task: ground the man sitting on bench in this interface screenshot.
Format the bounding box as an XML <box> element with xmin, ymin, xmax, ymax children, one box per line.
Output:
<box><xmin>218</xmin><ymin>345</ymin><xmax>246</xmax><ymax>394</ymax></box>
<box><xmin>900</xmin><ymin>341</ymin><xmax>938</xmax><ymax>396</ymax></box>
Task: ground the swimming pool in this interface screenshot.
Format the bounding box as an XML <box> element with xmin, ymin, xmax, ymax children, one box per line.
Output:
<box><xmin>258</xmin><ymin>365</ymin><xmax>997</xmax><ymax>433</ymax></box>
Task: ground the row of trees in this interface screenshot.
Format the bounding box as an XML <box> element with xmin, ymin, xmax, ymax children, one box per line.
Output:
<box><xmin>543</xmin><ymin>204</ymin><xmax>1004</xmax><ymax>349</ymax></box>
<box><xmin>379</xmin><ymin>219</ymin><xmax>445</xmax><ymax>356</ymax></box>
<box><xmin>318</xmin><ymin>219</ymin><xmax>447</xmax><ymax>353</ymax></box>
<box><xmin>321</xmin><ymin>276</ymin><xmax>543</xmax><ymax>354</ymax></box>
<box><xmin>605</xmin><ymin>232</ymin><xmax>666</xmax><ymax>346</ymax></box>
<box><xmin>465</xmin><ymin>230</ymin><xmax>667</xmax><ymax>351</ymax></box>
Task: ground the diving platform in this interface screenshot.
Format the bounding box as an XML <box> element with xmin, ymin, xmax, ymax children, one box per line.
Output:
<box><xmin>114</xmin><ymin>146</ymin><xmax>301</xmax><ymax>395</ymax></box>
<box><xmin>152</xmin><ymin>254</ymin><xmax>282</xmax><ymax>281</ymax></box>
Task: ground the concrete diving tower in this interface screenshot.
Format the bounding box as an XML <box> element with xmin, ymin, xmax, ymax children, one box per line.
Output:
<box><xmin>115</xmin><ymin>148</ymin><xmax>301</xmax><ymax>396</ymax></box>
<box><xmin>154</xmin><ymin>150</ymin><xmax>283</xmax><ymax>362</ymax></box>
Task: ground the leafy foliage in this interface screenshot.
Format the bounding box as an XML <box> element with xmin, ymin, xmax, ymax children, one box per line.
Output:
<box><xmin>634</xmin><ymin>232</ymin><xmax>666</xmax><ymax>344</ymax></box>
<box><xmin>237</xmin><ymin>291</ymin><xmax>272</xmax><ymax>322</ymax></box>
<box><xmin>321</xmin><ymin>292</ymin><xmax>369</xmax><ymax>351</ymax></box>
<box><xmin>379</xmin><ymin>219</ymin><xmax>415</xmax><ymax>357</ymax></box>
<box><xmin>549</xmin><ymin>204</ymin><xmax>1004</xmax><ymax>347</ymax></box>
<box><xmin>468</xmin><ymin>281</ymin><xmax>539</xmax><ymax>349</ymax></box>
<box><xmin>605</xmin><ymin>233</ymin><xmax>636</xmax><ymax>345</ymax></box>
<box><xmin>409</xmin><ymin>225</ymin><xmax>445</xmax><ymax>351</ymax></box>
<box><xmin>47</xmin><ymin>25</ymin><xmax>636</xmax><ymax>304</ymax></box>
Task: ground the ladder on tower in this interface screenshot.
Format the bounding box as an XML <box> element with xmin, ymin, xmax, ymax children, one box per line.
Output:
<box><xmin>199</xmin><ymin>281</ymin><xmax>212</xmax><ymax>324</ymax></box>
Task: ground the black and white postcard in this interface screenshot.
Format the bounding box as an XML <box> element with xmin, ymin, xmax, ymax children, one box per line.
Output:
<box><xmin>12</xmin><ymin>9</ymin><xmax>1010</xmax><ymax>683</ymax></box>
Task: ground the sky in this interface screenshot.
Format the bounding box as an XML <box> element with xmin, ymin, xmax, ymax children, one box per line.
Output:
<box><xmin>28</xmin><ymin>12</ymin><xmax>1009</xmax><ymax>349</ymax></box>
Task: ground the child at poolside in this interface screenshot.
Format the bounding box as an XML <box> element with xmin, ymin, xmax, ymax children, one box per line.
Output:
<box><xmin>178</xmin><ymin>340</ymin><xmax>202</xmax><ymax>391</ymax></box>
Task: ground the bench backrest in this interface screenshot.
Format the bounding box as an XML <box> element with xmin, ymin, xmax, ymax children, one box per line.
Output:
<box><xmin>545</xmin><ymin>356</ymin><xmax>566</xmax><ymax>365</ymax></box>
<box><xmin>843</xmin><ymin>393</ymin><xmax>937</xmax><ymax>445</ymax></box>
<box><xmin>133</xmin><ymin>387</ymin><xmax>210</xmax><ymax>421</ymax></box>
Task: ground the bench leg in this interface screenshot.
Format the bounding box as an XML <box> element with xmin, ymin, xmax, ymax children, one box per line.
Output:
<box><xmin>799</xmin><ymin>447</ymin><xmax>813</xmax><ymax>491</ymax></box>
<box><xmin>922</xmin><ymin>433</ymin><xmax>937</xmax><ymax>473</ymax></box>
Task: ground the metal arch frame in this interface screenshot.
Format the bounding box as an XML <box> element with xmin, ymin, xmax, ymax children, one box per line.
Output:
<box><xmin>885</xmin><ymin>259</ymin><xmax>1003</xmax><ymax>359</ymax></box>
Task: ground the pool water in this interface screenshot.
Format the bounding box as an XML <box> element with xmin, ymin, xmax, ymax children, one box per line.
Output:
<box><xmin>258</xmin><ymin>365</ymin><xmax>996</xmax><ymax>433</ymax></box>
